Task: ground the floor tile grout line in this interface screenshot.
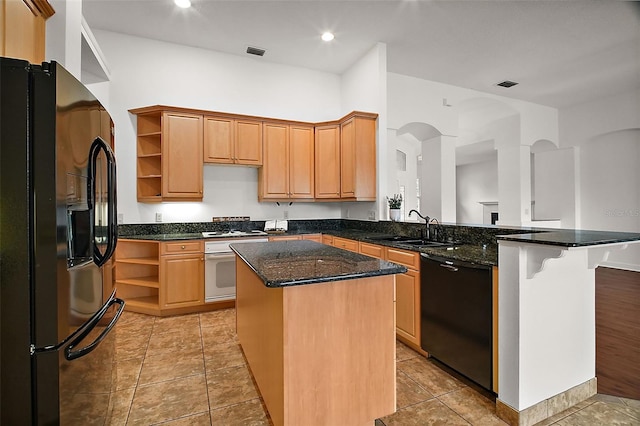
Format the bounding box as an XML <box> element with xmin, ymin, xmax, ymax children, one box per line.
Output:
<box><xmin>121</xmin><ymin>314</ymin><xmax>155</xmax><ymax>426</ymax></box>
<box><xmin>592</xmin><ymin>399</ymin><xmax>640</xmax><ymax>422</ymax></box>
<box><xmin>148</xmin><ymin>410</ymin><xmax>210</xmax><ymax>425</ymax></box>
<box><xmin>198</xmin><ymin>312</ymin><xmax>215</xmax><ymax>424</ymax></box>
<box><xmin>395</xmin><ymin>369</ymin><xmax>437</xmax><ymax>403</ymax></box>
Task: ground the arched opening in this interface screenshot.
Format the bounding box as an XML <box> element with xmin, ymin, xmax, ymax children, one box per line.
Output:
<box><xmin>456</xmin><ymin>97</ymin><xmax>519</xmax><ymax>224</ymax></box>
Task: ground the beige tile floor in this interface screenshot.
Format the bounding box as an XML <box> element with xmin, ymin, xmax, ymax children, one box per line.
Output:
<box><xmin>104</xmin><ymin>309</ymin><xmax>640</xmax><ymax>425</ymax></box>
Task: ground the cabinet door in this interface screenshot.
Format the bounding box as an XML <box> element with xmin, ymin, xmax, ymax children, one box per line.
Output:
<box><xmin>1</xmin><ymin>0</ymin><xmax>54</xmax><ymax>64</ymax></box>
<box><xmin>260</xmin><ymin>123</ymin><xmax>289</xmax><ymax>198</ymax></box>
<box><xmin>340</xmin><ymin>118</ymin><xmax>356</xmax><ymax>197</ymax></box>
<box><xmin>235</xmin><ymin>120</ymin><xmax>263</xmax><ymax>165</ymax></box>
<box><xmin>352</xmin><ymin>116</ymin><xmax>377</xmax><ymax>200</ymax></box>
<box><xmin>315</xmin><ymin>125</ymin><xmax>341</xmax><ymax>198</ymax></box>
<box><xmin>396</xmin><ymin>268</ymin><xmax>420</xmax><ymax>345</ymax></box>
<box><xmin>161</xmin><ymin>253</ymin><xmax>204</xmax><ymax>308</ymax></box>
<box><xmin>163</xmin><ymin>112</ymin><xmax>203</xmax><ymax>199</ymax></box>
<box><xmin>204</xmin><ymin>116</ymin><xmax>234</xmax><ymax>164</ymax></box>
<box><xmin>289</xmin><ymin>125</ymin><xmax>314</xmax><ymax>198</ymax></box>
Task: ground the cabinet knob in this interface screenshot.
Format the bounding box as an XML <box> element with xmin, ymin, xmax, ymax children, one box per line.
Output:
<box><xmin>181</xmin><ymin>245</ymin><xmax>186</xmax><ymax>249</ymax></box>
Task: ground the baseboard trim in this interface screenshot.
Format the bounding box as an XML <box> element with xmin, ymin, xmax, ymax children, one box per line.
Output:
<box><xmin>496</xmin><ymin>378</ymin><xmax>597</xmax><ymax>426</ymax></box>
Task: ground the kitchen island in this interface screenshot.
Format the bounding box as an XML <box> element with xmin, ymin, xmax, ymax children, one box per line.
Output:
<box><xmin>230</xmin><ymin>240</ymin><xmax>406</xmax><ymax>426</ymax></box>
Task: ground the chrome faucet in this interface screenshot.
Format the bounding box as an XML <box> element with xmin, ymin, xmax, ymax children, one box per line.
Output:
<box><xmin>408</xmin><ymin>210</ymin><xmax>431</xmax><ymax>240</ymax></box>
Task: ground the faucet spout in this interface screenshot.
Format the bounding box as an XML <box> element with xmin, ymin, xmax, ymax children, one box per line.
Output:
<box><xmin>408</xmin><ymin>209</ymin><xmax>429</xmax><ymax>222</ymax></box>
<box><xmin>408</xmin><ymin>210</ymin><xmax>431</xmax><ymax>240</ymax></box>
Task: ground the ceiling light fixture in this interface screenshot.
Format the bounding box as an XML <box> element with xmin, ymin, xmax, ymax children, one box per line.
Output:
<box><xmin>321</xmin><ymin>32</ymin><xmax>335</xmax><ymax>42</ymax></box>
<box><xmin>174</xmin><ymin>0</ymin><xmax>191</xmax><ymax>9</ymax></box>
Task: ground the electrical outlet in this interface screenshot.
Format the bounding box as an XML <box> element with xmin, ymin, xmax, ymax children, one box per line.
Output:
<box><xmin>368</xmin><ymin>210</ymin><xmax>376</xmax><ymax>220</ymax></box>
<box><xmin>283</xmin><ymin>210</ymin><xmax>289</xmax><ymax>219</ymax></box>
<box><xmin>117</xmin><ymin>213</ymin><xmax>124</xmax><ymax>224</ymax></box>
<box><xmin>155</xmin><ymin>212</ymin><xmax>162</xmax><ymax>222</ymax></box>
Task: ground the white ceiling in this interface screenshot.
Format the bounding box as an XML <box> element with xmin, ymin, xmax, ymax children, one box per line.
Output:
<box><xmin>82</xmin><ymin>0</ymin><xmax>640</xmax><ymax>109</ymax></box>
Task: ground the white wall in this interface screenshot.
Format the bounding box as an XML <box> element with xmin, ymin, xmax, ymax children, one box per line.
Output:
<box><xmin>387</xmin><ymin>72</ymin><xmax>558</xmax><ymax>226</ymax></box>
<box><xmin>93</xmin><ymin>30</ymin><xmax>345</xmax><ymax>223</ymax></box>
<box><xmin>340</xmin><ymin>43</ymin><xmax>388</xmax><ymax>221</ymax></box>
<box><xmin>533</xmin><ymin>147</ymin><xmax>575</xmax><ymax>222</ymax></box>
<box><xmin>558</xmin><ymin>89</ymin><xmax>640</xmax><ymax>271</ymax></box>
<box><xmin>46</xmin><ymin>0</ymin><xmax>83</xmax><ymax>79</ymax></box>
<box><xmin>456</xmin><ymin>158</ymin><xmax>498</xmax><ymax>224</ymax></box>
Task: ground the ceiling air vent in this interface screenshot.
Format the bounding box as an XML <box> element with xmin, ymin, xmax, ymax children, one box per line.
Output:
<box><xmin>497</xmin><ymin>80</ymin><xmax>518</xmax><ymax>88</ymax></box>
<box><xmin>246</xmin><ymin>46</ymin><xmax>266</xmax><ymax>56</ymax></box>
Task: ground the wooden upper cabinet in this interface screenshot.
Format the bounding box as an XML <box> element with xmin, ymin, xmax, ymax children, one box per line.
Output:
<box><xmin>260</xmin><ymin>123</ymin><xmax>289</xmax><ymax>199</ymax></box>
<box><xmin>315</xmin><ymin>125</ymin><xmax>341</xmax><ymax>199</ymax></box>
<box><xmin>163</xmin><ymin>112</ymin><xmax>204</xmax><ymax>199</ymax></box>
<box><xmin>204</xmin><ymin>116</ymin><xmax>262</xmax><ymax>166</ymax></box>
<box><xmin>341</xmin><ymin>114</ymin><xmax>377</xmax><ymax>201</ymax></box>
<box><xmin>340</xmin><ymin>118</ymin><xmax>356</xmax><ymax>198</ymax></box>
<box><xmin>259</xmin><ymin>122</ymin><xmax>314</xmax><ymax>200</ymax></box>
<box><xmin>289</xmin><ymin>125</ymin><xmax>314</xmax><ymax>198</ymax></box>
<box><xmin>130</xmin><ymin>107</ymin><xmax>203</xmax><ymax>202</ymax></box>
<box><xmin>1</xmin><ymin>0</ymin><xmax>55</xmax><ymax>64</ymax></box>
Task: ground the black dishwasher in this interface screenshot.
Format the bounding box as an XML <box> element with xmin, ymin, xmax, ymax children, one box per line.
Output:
<box><xmin>420</xmin><ymin>253</ymin><xmax>493</xmax><ymax>391</ymax></box>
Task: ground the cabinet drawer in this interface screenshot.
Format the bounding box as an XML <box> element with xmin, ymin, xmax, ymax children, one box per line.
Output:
<box><xmin>359</xmin><ymin>242</ymin><xmax>384</xmax><ymax>259</ymax></box>
<box><xmin>386</xmin><ymin>247</ymin><xmax>420</xmax><ymax>270</ymax></box>
<box><xmin>322</xmin><ymin>235</ymin><xmax>334</xmax><ymax>245</ymax></box>
<box><xmin>302</xmin><ymin>234</ymin><xmax>322</xmax><ymax>242</ymax></box>
<box><xmin>161</xmin><ymin>240</ymin><xmax>203</xmax><ymax>255</ymax></box>
<box><xmin>332</xmin><ymin>237</ymin><xmax>359</xmax><ymax>252</ymax></box>
<box><xmin>269</xmin><ymin>235</ymin><xmax>302</xmax><ymax>241</ymax></box>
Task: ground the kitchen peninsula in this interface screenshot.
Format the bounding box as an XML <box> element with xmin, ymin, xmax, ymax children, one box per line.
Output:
<box><xmin>229</xmin><ymin>240</ymin><xmax>406</xmax><ymax>426</ymax></box>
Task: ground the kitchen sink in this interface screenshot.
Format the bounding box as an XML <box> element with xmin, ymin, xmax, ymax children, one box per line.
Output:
<box><xmin>367</xmin><ymin>235</ymin><xmax>420</xmax><ymax>242</ymax></box>
<box><xmin>398</xmin><ymin>240</ymin><xmax>455</xmax><ymax>248</ymax></box>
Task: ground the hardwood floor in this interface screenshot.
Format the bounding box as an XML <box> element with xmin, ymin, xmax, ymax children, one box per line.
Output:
<box><xmin>92</xmin><ymin>309</ymin><xmax>640</xmax><ymax>425</ymax></box>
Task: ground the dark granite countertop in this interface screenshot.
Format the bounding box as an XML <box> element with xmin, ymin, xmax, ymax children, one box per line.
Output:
<box><xmin>496</xmin><ymin>229</ymin><xmax>640</xmax><ymax>247</ymax></box>
<box><xmin>230</xmin><ymin>240</ymin><xmax>407</xmax><ymax>288</ymax></box>
<box><xmin>121</xmin><ymin>233</ymin><xmax>204</xmax><ymax>241</ymax></box>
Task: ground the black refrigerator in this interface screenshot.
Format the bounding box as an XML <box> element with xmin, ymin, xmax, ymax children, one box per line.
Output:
<box><xmin>0</xmin><ymin>57</ymin><xmax>124</xmax><ymax>424</ymax></box>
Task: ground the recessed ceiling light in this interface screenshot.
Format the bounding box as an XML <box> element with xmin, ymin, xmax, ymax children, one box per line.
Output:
<box><xmin>174</xmin><ymin>0</ymin><xmax>191</xmax><ymax>8</ymax></box>
<box><xmin>321</xmin><ymin>32</ymin><xmax>335</xmax><ymax>42</ymax></box>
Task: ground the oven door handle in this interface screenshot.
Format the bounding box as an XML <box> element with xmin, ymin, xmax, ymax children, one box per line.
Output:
<box><xmin>205</xmin><ymin>252</ymin><xmax>234</xmax><ymax>259</ymax></box>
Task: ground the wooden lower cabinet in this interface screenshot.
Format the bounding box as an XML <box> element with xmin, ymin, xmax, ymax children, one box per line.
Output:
<box><xmin>160</xmin><ymin>252</ymin><xmax>204</xmax><ymax>309</ymax></box>
<box><xmin>115</xmin><ymin>239</ymin><xmax>223</xmax><ymax>316</ymax></box>
<box><xmin>331</xmin><ymin>236</ymin><xmax>359</xmax><ymax>252</ymax></box>
<box><xmin>269</xmin><ymin>234</ymin><xmax>323</xmax><ymax>242</ymax></box>
<box><xmin>386</xmin><ymin>247</ymin><xmax>422</xmax><ymax>350</ymax></box>
<box><xmin>326</xmin><ymin>237</ymin><xmax>424</xmax><ymax>351</ymax></box>
<box><xmin>395</xmin><ymin>268</ymin><xmax>420</xmax><ymax>344</ymax></box>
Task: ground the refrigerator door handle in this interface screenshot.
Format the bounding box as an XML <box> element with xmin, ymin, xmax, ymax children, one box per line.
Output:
<box><xmin>31</xmin><ymin>290</ymin><xmax>125</xmax><ymax>357</ymax></box>
<box><xmin>64</xmin><ymin>296</ymin><xmax>125</xmax><ymax>361</ymax></box>
<box><xmin>87</xmin><ymin>136</ymin><xmax>118</xmax><ymax>267</ymax></box>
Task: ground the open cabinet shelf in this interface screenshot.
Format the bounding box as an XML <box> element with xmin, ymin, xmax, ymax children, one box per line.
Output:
<box><xmin>115</xmin><ymin>239</ymin><xmax>161</xmax><ymax>314</ymax></box>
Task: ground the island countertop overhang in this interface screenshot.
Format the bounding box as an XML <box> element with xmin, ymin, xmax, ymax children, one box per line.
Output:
<box><xmin>230</xmin><ymin>240</ymin><xmax>407</xmax><ymax>288</ymax></box>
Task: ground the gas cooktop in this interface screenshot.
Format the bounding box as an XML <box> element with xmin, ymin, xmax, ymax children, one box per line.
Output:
<box><xmin>201</xmin><ymin>230</ymin><xmax>268</xmax><ymax>238</ymax></box>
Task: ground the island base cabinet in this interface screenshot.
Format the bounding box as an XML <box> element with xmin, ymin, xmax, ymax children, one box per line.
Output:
<box><xmin>236</xmin><ymin>257</ymin><xmax>396</xmax><ymax>426</ymax></box>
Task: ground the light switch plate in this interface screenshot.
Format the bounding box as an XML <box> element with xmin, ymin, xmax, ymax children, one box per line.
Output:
<box><xmin>155</xmin><ymin>212</ymin><xmax>162</xmax><ymax>222</ymax></box>
<box><xmin>117</xmin><ymin>213</ymin><xmax>124</xmax><ymax>224</ymax></box>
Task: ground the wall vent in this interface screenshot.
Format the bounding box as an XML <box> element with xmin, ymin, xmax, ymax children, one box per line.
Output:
<box><xmin>497</xmin><ymin>80</ymin><xmax>518</xmax><ymax>88</ymax></box>
<box><xmin>246</xmin><ymin>46</ymin><xmax>266</xmax><ymax>56</ymax></box>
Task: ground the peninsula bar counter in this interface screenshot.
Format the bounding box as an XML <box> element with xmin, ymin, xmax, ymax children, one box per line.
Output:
<box><xmin>230</xmin><ymin>240</ymin><xmax>407</xmax><ymax>426</ymax></box>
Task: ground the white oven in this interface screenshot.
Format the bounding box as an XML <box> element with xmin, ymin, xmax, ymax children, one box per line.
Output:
<box><xmin>204</xmin><ymin>238</ymin><xmax>268</xmax><ymax>302</ymax></box>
